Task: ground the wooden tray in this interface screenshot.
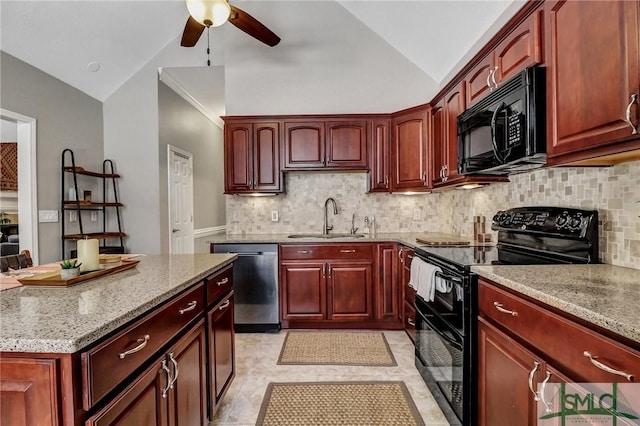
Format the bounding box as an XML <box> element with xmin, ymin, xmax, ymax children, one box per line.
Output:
<box><xmin>17</xmin><ymin>259</ymin><xmax>140</xmax><ymax>287</ymax></box>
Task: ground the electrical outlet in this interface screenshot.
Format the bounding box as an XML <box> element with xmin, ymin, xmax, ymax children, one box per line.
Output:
<box><xmin>69</xmin><ymin>211</ymin><xmax>77</xmax><ymax>222</ymax></box>
<box><xmin>91</xmin><ymin>211</ymin><xmax>98</xmax><ymax>222</ymax></box>
<box><xmin>38</xmin><ymin>210</ymin><xmax>59</xmax><ymax>223</ymax></box>
<box><xmin>271</xmin><ymin>210</ymin><xmax>279</xmax><ymax>222</ymax></box>
<box><xmin>413</xmin><ymin>209</ymin><xmax>421</xmax><ymax>221</ymax></box>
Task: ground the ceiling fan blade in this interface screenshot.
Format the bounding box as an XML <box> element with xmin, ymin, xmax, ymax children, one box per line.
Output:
<box><xmin>181</xmin><ymin>16</ymin><xmax>206</xmax><ymax>47</ymax></box>
<box><xmin>228</xmin><ymin>5</ymin><xmax>281</xmax><ymax>47</ymax></box>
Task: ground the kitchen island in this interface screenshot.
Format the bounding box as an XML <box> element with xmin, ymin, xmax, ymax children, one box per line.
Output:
<box><xmin>0</xmin><ymin>253</ymin><xmax>237</xmax><ymax>426</ymax></box>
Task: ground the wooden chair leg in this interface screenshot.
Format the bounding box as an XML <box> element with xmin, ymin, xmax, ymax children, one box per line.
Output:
<box><xmin>20</xmin><ymin>250</ymin><xmax>33</xmax><ymax>267</ymax></box>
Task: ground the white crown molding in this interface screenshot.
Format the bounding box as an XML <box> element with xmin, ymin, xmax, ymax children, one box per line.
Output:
<box><xmin>158</xmin><ymin>68</ymin><xmax>224</xmax><ymax>129</ymax></box>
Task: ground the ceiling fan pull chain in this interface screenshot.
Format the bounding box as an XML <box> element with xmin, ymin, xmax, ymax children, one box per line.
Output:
<box><xmin>206</xmin><ymin>27</ymin><xmax>211</xmax><ymax>67</ymax></box>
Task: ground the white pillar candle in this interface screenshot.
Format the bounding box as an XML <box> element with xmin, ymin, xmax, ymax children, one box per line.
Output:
<box><xmin>77</xmin><ymin>239</ymin><xmax>100</xmax><ymax>273</ymax></box>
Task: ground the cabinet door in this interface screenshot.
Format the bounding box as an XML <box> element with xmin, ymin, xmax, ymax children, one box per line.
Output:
<box><xmin>209</xmin><ymin>292</ymin><xmax>235</xmax><ymax>413</ymax></box>
<box><xmin>478</xmin><ymin>318</ymin><xmax>541</xmax><ymax>426</ymax></box>
<box><xmin>430</xmin><ymin>100</ymin><xmax>446</xmax><ymax>186</ymax></box>
<box><xmin>224</xmin><ymin>122</ymin><xmax>253</xmax><ymax>192</ymax></box>
<box><xmin>86</xmin><ymin>358</ymin><xmax>169</xmax><ymax>426</ymax></box>
<box><xmin>0</xmin><ymin>357</ymin><xmax>61</xmax><ymax>426</ymax></box>
<box><xmin>391</xmin><ymin>108</ymin><xmax>430</xmax><ymax>190</ymax></box>
<box><xmin>167</xmin><ymin>320</ymin><xmax>207</xmax><ymax>426</ymax></box>
<box><xmin>325</xmin><ymin>121</ymin><xmax>368</xmax><ymax>169</ymax></box>
<box><xmin>327</xmin><ymin>261</ymin><xmax>373</xmax><ymax>321</ymax></box>
<box><xmin>493</xmin><ymin>10</ymin><xmax>542</xmax><ymax>86</ymax></box>
<box><xmin>280</xmin><ymin>262</ymin><xmax>326</xmax><ymax>320</ymax></box>
<box><xmin>283</xmin><ymin>122</ymin><xmax>325</xmax><ymax>169</ymax></box>
<box><xmin>465</xmin><ymin>55</ymin><xmax>495</xmax><ymax>107</ymax></box>
<box><xmin>545</xmin><ymin>0</ymin><xmax>640</xmax><ymax>160</ymax></box>
<box><xmin>443</xmin><ymin>83</ymin><xmax>466</xmax><ymax>183</ymax></box>
<box><xmin>253</xmin><ymin>122</ymin><xmax>281</xmax><ymax>191</ymax></box>
<box><xmin>375</xmin><ymin>244</ymin><xmax>399</xmax><ymax>321</ymax></box>
<box><xmin>369</xmin><ymin>119</ymin><xmax>392</xmax><ymax>192</ymax></box>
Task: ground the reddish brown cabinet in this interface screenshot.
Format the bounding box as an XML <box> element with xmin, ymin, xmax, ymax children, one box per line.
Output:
<box><xmin>391</xmin><ymin>106</ymin><xmax>431</xmax><ymax>191</ymax></box>
<box><xmin>400</xmin><ymin>246</ymin><xmax>416</xmax><ymax>341</ymax></box>
<box><xmin>466</xmin><ymin>10</ymin><xmax>542</xmax><ymax>108</ymax></box>
<box><xmin>374</xmin><ymin>243</ymin><xmax>400</xmax><ymax>321</ymax></box>
<box><xmin>283</xmin><ymin>119</ymin><xmax>368</xmax><ymax>170</ymax></box>
<box><xmin>280</xmin><ymin>261</ymin><xmax>327</xmax><ymax>321</ymax></box>
<box><xmin>208</xmin><ymin>292</ymin><xmax>235</xmax><ymax>414</ymax></box>
<box><xmin>224</xmin><ymin>121</ymin><xmax>281</xmax><ymax>194</ymax></box>
<box><xmin>432</xmin><ymin>83</ymin><xmax>466</xmax><ymax>186</ymax></box>
<box><xmin>545</xmin><ymin>0</ymin><xmax>640</xmax><ymax>165</ymax></box>
<box><xmin>368</xmin><ymin>118</ymin><xmax>392</xmax><ymax>192</ymax></box>
<box><xmin>327</xmin><ymin>262</ymin><xmax>373</xmax><ymax>321</ymax></box>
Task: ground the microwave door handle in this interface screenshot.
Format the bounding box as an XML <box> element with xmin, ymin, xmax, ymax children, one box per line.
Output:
<box><xmin>491</xmin><ymin>102</ymin><xmax>507</xmax><ymax>163</ymax></box>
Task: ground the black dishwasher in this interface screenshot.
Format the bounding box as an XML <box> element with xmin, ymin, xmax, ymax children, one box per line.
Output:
<box><xmin>212</xmin><ymin>243</ymin><xmax>280</xmax><ymax>332</ymax></box>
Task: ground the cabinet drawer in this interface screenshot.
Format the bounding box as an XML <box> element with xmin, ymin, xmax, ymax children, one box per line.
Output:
<box><xmin>405</xmin><ymin>282</ymin><xmax>416</xmax><ymax>306</ymax></box>
<box><xmin>82</xmin><ymin>283</ymin><xmax>205</xmax><ymax>409</ymax></box>
<box><xmin>479</xmin><ymin>281</ymin><xmax>640</xmax><ymax>383</ymax></box>
<box><xmin>280</xmin><ymin>244</ymin><xmax>373</xmax><ymax>261</ymax></box>
<box><xmin>206</xmin><ymin>265</ymin><xmax>233</xmax><ymax>306</ymax></box>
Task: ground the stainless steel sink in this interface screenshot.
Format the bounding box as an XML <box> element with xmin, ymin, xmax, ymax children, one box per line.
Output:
<box><xmin>287</xmin><ymin>233</ymin><xmax>365</xmax><ymax>239</ymax></box>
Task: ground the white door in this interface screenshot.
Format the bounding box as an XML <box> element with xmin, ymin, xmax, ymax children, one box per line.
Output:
<box><xmin>168</xmin><ymin>145</ymin><xmax>194</xmax><ymax>254</ymax></box>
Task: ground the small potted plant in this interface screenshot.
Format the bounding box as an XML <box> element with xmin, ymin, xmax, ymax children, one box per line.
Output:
<box><xmin>60</xmin><ymin>259</ymin><xmax>82</xmax><ymax>279</ymax></box>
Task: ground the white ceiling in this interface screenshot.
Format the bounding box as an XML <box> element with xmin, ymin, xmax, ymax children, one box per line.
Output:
<box><xmin>0</xmin><ymin>0</ymin><xmax>522</xmax><ymax>117</ymax></box>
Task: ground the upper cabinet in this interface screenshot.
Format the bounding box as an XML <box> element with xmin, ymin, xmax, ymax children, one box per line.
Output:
<box><xmin>431</xmin><ymin>83</ymin><xmax>466</xmax><ymax>187</ymax></box>
<box><xmin>545</xmin><ymin>0</ymin><xmax>640</xmax><ymax>166</ymax></box>
<box><xmin>369</xmin><ymin>118</ymin><xmax>392</xmax><ymax>192</ymax></box>
<box><xmin>283</xmin><ymin>119</ymin><xmax>368</xmax><ymax>170</ymax></box>
<box><xmin>390</xmin><ymin>106</ymin><xmax>431</xmax><ymax>191</ymax></box>
<box><xmin>224</xmin><ymin>120</ymin><xmax>282</xmax><ymax>194</ymax></box>
<box><xmin>466</xmin><ymin>10</ymin><xmax>543</xmax><ymax>107</ymax></box>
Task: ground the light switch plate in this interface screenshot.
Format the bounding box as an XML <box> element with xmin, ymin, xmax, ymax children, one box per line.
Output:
<box><xmin>413</xmin><ymin>209</ymin><xmax>421</xmax><ymax>221</ymax></box>
<box><xmin>38</xmin><ymin>210</ymin><xmax>59</xmax><ymax>223</ymax></box>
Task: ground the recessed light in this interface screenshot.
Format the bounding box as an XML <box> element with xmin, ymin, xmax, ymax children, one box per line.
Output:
<box><xmin>87</xmin><ymin>62</ymin><xmax>101</xmax><ymax>72</ymax></box>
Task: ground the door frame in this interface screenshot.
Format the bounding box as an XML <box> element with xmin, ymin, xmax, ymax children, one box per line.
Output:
<box><xmin>167</xmin><ymin>144</ymin><xmax>194</xmax><ymax>254</ymax></box>
<box><xmin>1</xmin><ymin>109</ymin><xmax>39</xmax><ymax>265</ymax></box>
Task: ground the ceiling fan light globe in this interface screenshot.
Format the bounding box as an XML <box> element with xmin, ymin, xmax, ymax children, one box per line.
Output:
<box><xmin>186</xmin><ymin>0</ymin><xmax>231</xmax><ymax>27</ymax></box>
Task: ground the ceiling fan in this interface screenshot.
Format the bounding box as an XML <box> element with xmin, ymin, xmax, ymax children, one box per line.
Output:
<box><xmin>180</xmin><ymin>0</ymin><xmax>281</xmax><ymax>48</ymax></box>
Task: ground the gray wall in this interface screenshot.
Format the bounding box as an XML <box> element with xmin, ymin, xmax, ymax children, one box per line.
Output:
<box><xmin>157</xmin><ymin>80</ymin><xmax>225</xmax><ymax>253</ymax></box>
<box><xmin>0</xmin><ymin>51</ymin><xmax>104</xmax><ymax>263</ymax></box>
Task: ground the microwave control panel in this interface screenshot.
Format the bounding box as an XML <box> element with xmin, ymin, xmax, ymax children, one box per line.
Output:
<box><xmin>506</xmin><ymin>112</ymin><xmax>524</xmax><ymax>147</ymax></box>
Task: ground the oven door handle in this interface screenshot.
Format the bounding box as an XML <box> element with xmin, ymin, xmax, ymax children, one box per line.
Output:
<box><xmin>434</xmin><ymin>271</ymin><xmax>464</xmax><ymax>285</ymax></box>
<box><xmin>420</xmin><ymin>313</ymin><xmax>462</xmax><ymax>350</ymax></box>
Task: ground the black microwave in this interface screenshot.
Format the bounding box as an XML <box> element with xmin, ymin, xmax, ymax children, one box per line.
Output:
<box><xmin>458</xmin><ymin>66</ymin><xmax>546</xmax><ymax>175</ymax></box>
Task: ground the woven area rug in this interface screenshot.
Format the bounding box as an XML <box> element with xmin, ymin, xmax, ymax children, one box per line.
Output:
<box><xmin>256</xmin><ymin>381</ymin><xmax>425</xmax><ymax>426</ymax></box>
<box><xmin>277</xmin><ymin>331</ymin><xmax>396</xmax><ymax>366</ymax></box>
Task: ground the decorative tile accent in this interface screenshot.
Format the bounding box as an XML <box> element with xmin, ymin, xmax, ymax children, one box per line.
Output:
<box><xmin>227</xmin><ymin>160</ymin><xmax>640</xmax><ymax>270</ymax></box>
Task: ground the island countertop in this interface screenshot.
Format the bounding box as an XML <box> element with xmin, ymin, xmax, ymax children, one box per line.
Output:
<box><xmin>471</xmin><ymin>264</ymin><xmax>640</xmax><ymax>344</ymax></box>
<box><xmin>0</xmin><ymin>254</ymin><xmax>237</xmax><ymax>354</ymax></box>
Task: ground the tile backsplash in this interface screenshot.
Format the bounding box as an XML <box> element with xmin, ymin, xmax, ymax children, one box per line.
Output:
<box><xmin>226</xmin><ymin>160</ymin><xmax>640</xmax><ymax>270</ymax></box>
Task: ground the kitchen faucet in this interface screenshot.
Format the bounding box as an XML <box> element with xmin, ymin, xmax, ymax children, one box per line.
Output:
<box><xmin>323</xmin><ymin>197</ymin><xmax>338</xmax><ymax>235</ymax></box>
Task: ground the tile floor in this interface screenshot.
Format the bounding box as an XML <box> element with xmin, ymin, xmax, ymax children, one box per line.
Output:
<box><xmin>210</xmin><ymin>330</ymin><xmax>450</xmax><ymax>425</ymax></box>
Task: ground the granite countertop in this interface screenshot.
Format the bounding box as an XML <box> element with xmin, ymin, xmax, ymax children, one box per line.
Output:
<box><xmin>0</xmin><ymin>254</ymin><xmax>236</xmax><ymax>354</ymax></box>
<box><xmin>207</xmin><ymin>232</ymin><xmax>483</xmax><ymax>248</ymax></box>
<box><xmin>471</xmin><ymin>264</ymin><xmax>640</xmax><ymax>343</ymax></box>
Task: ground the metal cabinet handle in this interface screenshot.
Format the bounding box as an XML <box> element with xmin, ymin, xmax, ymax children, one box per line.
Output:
<box><xmin>407</xmin><ymin>318</ymin><xmax>415</xmax><ymax>326</ymax></box>
<box><xmin>119</xmin><ymin>335</ymin><xmax>150</xmax><ymax>359</ymax></box>
<box><xmin>385</xmin><ymin>175</ymin><xmax>389</xmax><ymax>188</ymax></box>
<box><xmin>299</xmin><ymin>250</ymin><xmax>311</xmax><ymax>254</ymax></box>
<box><xmin>340</xmin><ymin>249</ymin><xmax>356</xmax><ymax>253</ymax></box>
<box><xmin>178</xmin><ymin>301</ymin><xmax>197</xmax><ymax>315</ymax></box>
<box><xmin>583</xmin><ymin>351</ymin><xmax>634</xmax><ymax>381</ymax></box>
<box><xmin>491</xmin><ymin>66</ymin><xmax>498</xmax><ymax>89</ymax></box>
<box><xmin>217</xmin><ymin>277</ymin><xmax>229</xmax><ymax>286</ymax></box>
<box><xmin>218</xmin><ymin>300</ymin><xmax>231</xmax><ymax>310</ymax></box>
<box><xmin>528</xmin><ymin>361</ymin><xmax>540</xmax><ymax>400</ymax></box>
<box><xmin>539</xmin><ymin>371</ymin><xmax>553</xmax><ymax>414</ymax></box>
<box><xmin>407</xmin><ymin>282</ymin><xmax>416</xmax><ymax>290</ymax></box>
<box><xmin>407</xmin><ymin>254</ymin><xmax>414</xmax><ymax>260</ymax></box>
<box><xmin>161</xmin><ymin>359</ymin><xmax>172</xmax><ymax>399</ymax></box>
<box><xmin>168</xmin><ymin>352</ymin><xmax>179</xmax><ymax>389</ymax></box>
<box><xmin>442</xmin><ymin>164</ymin><xmax>448</xmax><ymax>182</ymax></box>
<box><xmin>486</xmin><ymin>68</ymin><xmax>493</xmax><ymax>88</ymax></box>
<box><xmin>494</xmin><ymin>301</ymin><xmax>518</xmax><ymax>316</ymax></box>
<box><xmin>625</xmin><ymin>93</ymin><xmax>638</xmax><ymax>134</ymax></box>
<box><xmin>398</xmin><ymin>248</ymin><xmax>403</xmax><ymax>261</ymax></box>
<box><xmin>328</xmin><ymin>265</ymin><xmax>332</xmax><ymax>279</ymax></box>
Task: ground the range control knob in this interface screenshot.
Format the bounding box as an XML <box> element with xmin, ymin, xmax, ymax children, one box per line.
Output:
<box><xmin>556</xmin><ymin>211</ymin><xmax>569</xmax><ymax>228</ymax></box>
<box><xmin>568</xmin><ymin>213</ymin><xmax>583</xmax><ymax>231</ymax></box>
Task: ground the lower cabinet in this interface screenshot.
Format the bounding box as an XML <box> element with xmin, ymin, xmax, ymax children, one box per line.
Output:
<box><xmin>375</xmin><ymin>243</ymin><xmax>400</xmax><ymax>321</ymax></box>
<box><xmin>477</xmin><ymin>278</ymin><xmax>640</xmax><ymax>426</ymax></box>
<box><xmin>86</xmin><ymin>319</ymin><xmax>207</xmax><ymax>426</ymax></box>
<box><xmin>208</xmin><ymin>292</ymin><xmax>235</xmax><ymax>415</ymax></box>
<box><xmin>400</xmin><ymin>246</ymin><xmax>416</xmax><ymax>341</ymax></box>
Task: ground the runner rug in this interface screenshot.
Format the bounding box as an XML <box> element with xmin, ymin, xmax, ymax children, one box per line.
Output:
<box><xmin>277</xmin><ymin>331</ymin><xmax>396</xmax><ymax>366</ymax></box>
<box><xmin>256</xmin><ymin>381</ymin><xmax>425</xmax><ymax>426</ymax></box>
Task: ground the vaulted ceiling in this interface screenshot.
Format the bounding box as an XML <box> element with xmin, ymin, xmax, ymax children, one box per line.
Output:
<box><xmin>1</xmin><ymin>1</ymin><xmax>522</xmax><ymax>117</ymax></box>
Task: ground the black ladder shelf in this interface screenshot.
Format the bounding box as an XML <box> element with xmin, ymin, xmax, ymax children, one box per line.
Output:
<box><xmin>61</xmin><ymin>149</ymin><xmax>126</xmax><ymax>258</ymax></box>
